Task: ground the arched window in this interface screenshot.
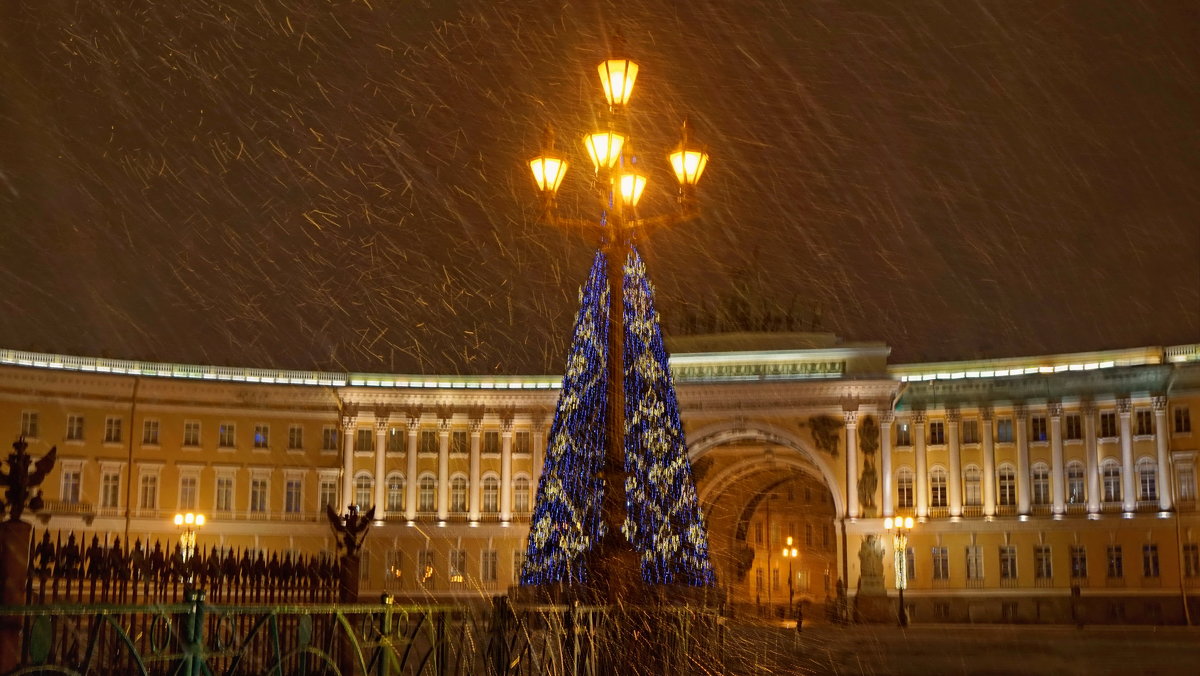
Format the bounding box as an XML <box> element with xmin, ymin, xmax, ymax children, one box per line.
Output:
<box><xmin>1066</xmin><ymin>462</ymin><xmax>1085</xmax><ymax>504</ymax></box>
<box><xmin>482</xmin><ymin>476</ymin><xmax>499</xmax><ymax>513</ymax></box>
<box><xmin>418</xmin><ymin>475</ymin><xmax>437</xmax><ymax>512</ymax></box>
<box><xmin>1102</xmin><ymin>460</ymin><xmax>1121</xmax><ymax>503</ymax></box>
<box><xmin>997</xmin><ymin>464</ymin><xmax>1016</xmax><ymax>506</ymax></box>
<box><xmin>1137</xmin><ymin>458</ymin><xmax>1158</xmax><ymax>502</ymax></box>
<box><xmin>450</xmin><ymin>476</ymin><xmax>468</xmax><ymax>513</ymax></box>
<box><xmin>513</xmin><ymin>476</ymin><xmax>531</xmax><ymax>513</ymax></box>
<box><xmin>929</xmin><ymin>467</ymin><xmax>948</xmax><ymax>508</ymax></box>
<box><xmin>354</xmin><ymin>473</ymin><xmax>373</xmax><ymax>509</ymax></box>
<box><xmin>897</xmin><ymin>468</ymin><xmax>914</xmax><ymax>509</ymax></box>
<box><xmin>386</xmin><ymin>474</ymin><xmax>405</xmax><ymax>513</ymax></box>
<box><xmin>963</xmin><ymin>465</ymin><xmax>982</xmax><ymax>506</ymax></box>
<box><xmin>1031</xmin><ymin>463</ymin><xmax>1051</xmax><ymax>505</ymax></box>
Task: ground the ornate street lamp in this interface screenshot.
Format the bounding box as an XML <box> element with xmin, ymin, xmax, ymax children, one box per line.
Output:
<box><xmin>884</xmin><ymin>516</ymin><xmax>914</xmax><ymax>627</ymax></box>
<box><xmin>782</xmin><ymin>536</ymin><xmax>799</xmax><ymax>619</ymax></box>
<box><xmin>173</xmin><ymin>511</ymin><xmax>205</xmax><ymax>592</ymax></box>
<box><xmin>525</xmin><ymin>53</ymin><xmax>711</xmax><ymax>604</ymax></box>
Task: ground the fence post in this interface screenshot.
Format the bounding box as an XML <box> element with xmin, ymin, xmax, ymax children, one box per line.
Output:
<box><xmin>0</xmin><ymin>520</ymin><xmax>33</xmax><ymax>673</ymax></box>
<box><xmin>181</xmin><ymin>588</ymin><xmax>206</xmax><ymax>676</ymax></box>
<box><xmin>377</xmin><ymin>594</ymin><xmax>394</xmax><ymax>676</ymax></box>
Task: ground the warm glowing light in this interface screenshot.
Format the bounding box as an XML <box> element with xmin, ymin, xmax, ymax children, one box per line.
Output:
<box><xmin>185</xmin><ymin>512</ymin><xmax>195</xmax><ymax>525</ymax></box>
<box><xmin>529</xmin><ymin>155</ymin><xmax>568</xmax><ymax>195</ymax></box>
<box><xmin>670</xmin><ymin>148</ymin><xmax>709</xmax><ymax>187</ymax></box>
<box><xmin>195</xmin><ymin>514</ymin><xmax>205</xmax><ymax>526</ymax></box>
<box><xmin>597</xmin><ymin>59</ymin><xmax>639</xmax><ymax>107</ymax></box>
<box><xmin>616</xmin><ymin>171</ymin><xmax>647</xmax><ymax>208</ymax></box>
<box><xmin>583</xmin><ymin>132</ymin><xmax>625</xmax><ymax>172</ymax></box>
<box><xmin>883</xmin><ymin>517</ymin><xmax>893</xmax><ymax>529</ymax></box>
<box><xmin>174</xmin><ymin>514</ymin><xmax>183</xmax><ymax>526</ymax></box>
<box><xmin>904</xmin><ymin>517</ymin><xmax>914</xmax><ymax>529</ymax></box>
<box><xmin>791</xmin><ymin>547</ymin><xmax>798</xmax><ymax>557</ymax></box>
<box><xmin>786</xmin><ymin>536</ymin><xmax>793</xmax><ymax>546</ymax></box>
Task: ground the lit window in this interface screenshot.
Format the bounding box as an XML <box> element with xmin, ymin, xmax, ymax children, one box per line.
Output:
<box><xmin>254</xmin><ymin>424</ymin><xmax>269</xmax><ymax>449</ymax></box>
<box><xmin>1102</xmin><ymin>461</ymin><xmax>1121</xmax><ymax>503</ymax></box>
<box><xmin>895</xmin><ymin>423</ymin><xmax>911</xmax><ymax>447</ymax></box>
<box><xmin>1030</xmin><ymin>416</ymin><xmax>1048</xmax><ymax>443</ymax></box>
<box><xmin>386</xmin><ymin>475</ymin><xmax>405</xmax><ymax>513</ymax></box>
<box><xmin>355</xmin><ymin>475</ymin><xmax>373</xmax><ymax>509</ymax></box>
<box><xmin>449</xmin><ymin>550</ymin><xmax>466</xmax><ymax>584</ymax></box>
<box><xmin>1066</xmin><ymin>462</ymin><xmax>1086</xmax><ymax>504</ymax></box>
<box><xmin>482</xmin><ymin>476</ymin><xmax>499</xmax><ymax>513</ymax></box>
<box><xmin>897</xmin><ymin>468</ymin><xmax>914</xmax><ymax>509</ymax></box>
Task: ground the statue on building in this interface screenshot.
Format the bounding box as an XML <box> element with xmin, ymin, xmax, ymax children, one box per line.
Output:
<box><xmin>805</xmin><ymin>415</ymin><xmax>844</xmax><ymax>457</ymax></box>
<box><xmin>858</xmin><ymin>457</ymin><xmax>878</xmax><ymax>514</ymax></box>
<box><xmin>0</xmin><ymin>437</ymin><xmax>56</xmax><ymax>522</ymax></box>
<box><xmin>859</xmin><ymin>415</ymin><xmax>879</xmax><ymax>458</ymax></box>
<box><xmin>857</xmin><ymin>534</ymin><xmax>886</xmax><ymax>595</ymax></box>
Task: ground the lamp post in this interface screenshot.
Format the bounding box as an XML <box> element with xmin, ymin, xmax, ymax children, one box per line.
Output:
<box><xmin>884</xmin><ymin>516</ymin><xmax>914</xmax><ymax>627</ymax></box>
<box><xmin>173</xmin><ymin>512</ymin><xmax>205</xmax><ymax>592</ymax></box>
<box><xmin>782</xmin><ymin>536</ymin><xmax>799</xmax><ymax>619</ymax></box>
<box><xmin>526</xmin><ymin>53</ymin><xmax>709</xmax><ymax>604</ymax></box>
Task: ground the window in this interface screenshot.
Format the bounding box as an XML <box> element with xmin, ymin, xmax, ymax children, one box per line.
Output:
<box><xmin>142</xmin><ymin>419</ymin><xmax>159</xmax><ymax>445</ymax></box>
<box><xmin>101</xmin><ymin>470</ymin><xmax>121</xmax><ymax>509</ymax></box>
<box><xmin>999</xmin><ymin>546</ymin><xmax>1017</xmax><ymax>580</ymax></box>
<box><xmin>514</xmin><ymin>431</ymin><xmax>531</xmax><ymax>454</ymax></box>
<box><xmin>417</xmin><ymin>430</ymin><xmax>436</xmax><ymax>454</ymax></box>
<box><xmin>322</xmin><ymin>426</ymin><xmax>338</xmax><ymax>452</ymax></box>
<box><xmin>514</xmin><ymin>476</ymin><xmax>531</xmax><ymax>513</ymax></box>
<box><xmin>805</xmin><ymin>523</ymin><xmax>814</xmax><ymax>546</ymax></box>
<box><xmin>288</xmin><ymin>425</ymin><xmax>303</xmax><ymax>450</ymax></box>
<box><xmin>285</xmin><ymin>478</ymin><xmax>302</xmax><ymax>513</ymax></box>
<box><xmin>964</xmin><ymin>466</ymin><xmax>982</xmax><ymax>506</ymax></box>
<box><xmin>388</xmin><ymin>428</ymin><xmax>405</xmax><ymax>453</ymax></box>
<box><xmin>998</xmin><ymin>465</ymin><xmax>1016</xmax><ymax>506</ymax></box>
<box><xmin>386</xmin><ymin>475</ymin><xmax>405</xmax><ymax>512</ymax></box>
<box><xmin>183</xmin><ymin>421</ymin><xmax>200</xmax><ymax>447</ymax></box>
<box><xmin>1183</xmin><ymin>544</ymin><xmax>1199</xmax><ymax>578</ymax></box>
<box><xmin>1067</xmin><ymin>462</ymin><xmax>1086</xmax><ymax>504</ymax></box>
<box><xmin>418</xmin><ymin>550</ymin><xmax>435</xmax><ymax>584</ymax></box>
<box><xmin>449</xmin><ymin>550</ymin><xmax>466</xmax><ymax>583</ymax></box>
<box><xmin>1102</xmin><ymin>461</ymin><xmax>1122</xmax><ymax>503</ymax></box>
<box><xmin>357</xmin><ymin>429</ymin><xmax>373</xmax><ymax>453</ymax></box>
<box><xmin>139</xmin><ymin>474</ymin><xmax>158</xmax><ymax>510</ymax></box>
<box><xmin>1178</xmin><ymin>466</ymin><xmax>1196</xmax><ymax>502</ymax></box>
<box><xmin>754</xmin><ymin>521</ymin><xmax>763</xmax><ymax>545</ymax></box>
<box><xmin>961</xmin><ymin>420</ymin><xmax>979</xmax><ymax>444</ymax></box>
<box><xmin>451</xmin><ymin>430</ymin><xmax>468</xmax><ymax>454</ymax></box>
<box><xmin>931</xmin><ymin>547</ymin><xmax>949</xmax><ymax>580</ymax></box>
<box><xmin>966</xmin><ymin>546</ymin><xmax>984</xmax><ymax>580</ymax></box>
<box><xmin>250</xmin><ymin>478</ymin><xmax>268</xmax><ymax>513</ymax></box>
<box><xmin>1034</xmin><ymin>545</ymin><xmax>1052</xmax><ymax>580</ymax></box>
<box><xmin>1106</xmin><ymin>545</ymin><xmax>1123</xmax><ymax>579</ymax></box>
<box><xmin>219</xmin><ymin>423</ymin><xmax>235</xmax><ymax>448</ymax></box>
<box><xmin>61</xmin><ymin>467</ymin><xmax>81</xmax><ymax>503</ymax></box>
<box><xmin>513</xmin><ymin>551</ymin><xmax>525</xmax><ymax>584</ymax></box>
<box><xmin>179</xmin><ymin>476</ymin><xmax>197</xmax><ymax>510</ymax></box>
<box><xmin>21</xmin><ymin>411</ymin><xmax>39</xmax><ymax>438</ymax></box>
<box><xmin>1031</xmin><ymin>464</ymin><xmax>1050</xmax><ymax>505</ymax></box>
<box><xmin>319</xmin><ymin>477</ymin><xmax>337</xmax><ymax>509</ymax></box>
<box><xmin>66</xmin><ymin>415</ymin><xmax>84</xmax><ymax>441</ymax></box>
<box><xmin>1030</xmin><ymin>416</ymin><xmax>1048</xmax><ymax>443</ymax></box>
<box><xmin>772</xmin><ymin>567</ymin><xmax>779</xmax><ymax>590</ymax></box>
<box><xmin>1135</xmin><ymin>410</ymin><xmax>1153</xmax><ymax>436</ymax></box>
<box><xmin>928</xmin><ymin>421</ymin><xmax>945</xmax><ymax>445</ymax></box>
<box><xmin>755</xmin><ymin>568</ymin><xmax>764</xmax><ymax>592</ymax></box>
<box><xmin>254</xmin><ymin>424</ymin><xmax>269</xmax><ymax>449</ymax></box>
<box><xmin>897</xmin><ymin>468</ymin><xmax>914</xmax><ymax>509</ymax></box>
<box><xmin>481</xmin><ymin>550</ymin><xmax>498</xmax><ymax>582</ymax></box>
<box><xmin>1174</xmin><ymin>406</ymin><xmax>1192</xmax><ymax>434</ymax></box>
<box><xmin>216</xmin><ymin>476</ymin><xmax>234</xmax><ymax>512</ymax></box>
<box><xmin>104</xmin><ymin>416</ymin><xmax>122</xmax><ymax>443</ymax></box>
<box><xmin>1071</xmin><ymin>546</ymin><xmax>1087</xmax><ymax>579</ymax></box>
<box><xmin>483</xmin><ymin>431</ymin><xmax>500</xmax><ymax>454</ymax></box>
<box><xmin>482</xmin><ymin>476</ymin><xmax>499</xmax><ymax>513</ymax></box>
<box><xmin>1099</xmin><ymin>412</ymin><xmax>1117</xmax><ymax>438</ymax></box>
<box><xmin>418</xmin><ymin>476</ymin><xmax>437</xmax><ymax>512</ymax></box>
<box><xmin>996</xmin><ymin>418</ymin><xmax>1014</xmax><ymax>443</ymax></box>
<box><xmin>354</xmin><ymin>475</ymin><xmax>373</xmax><ymax>509</ymax></box>
<box><xmin>450</xmin><ymin>477</ymin><xmax>467</xmax><ymax>513</ymax></box>
<box><xmin>1138</xmin><ymin>459</ymin><xmax>1158</xmax><ymax>501</ymax></box>
<box><xmin>1142</xmin><ymin>544</ymin><xmax>1160</xmax><ymax>578</ymax></box>
<box><xmin>1065</xmin><ymin>414</ymin><xmax>1082</xmax><ymax>441</ymax></box>
<box><xmin>929</xmin><ymin>468</ymin><xmax>947</xmax><ymax>508</ymax></box>
<box><xmin>895</xmin><ymin>422</ymin><xmax>911</xmax><ymax>447</ymax></box>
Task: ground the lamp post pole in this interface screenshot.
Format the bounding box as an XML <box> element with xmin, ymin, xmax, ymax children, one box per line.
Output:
<box><xmin>782</xmin><ymin>537</ymin><xmax>798</xmax><ymax>620</ymax></box>
<box><xmin>527</xmin><ymin>54</ymin><xmax>709</xmax><ymax>605</ymax></box>
<box><xmin>885</xmin><ymin>516</ymin><xmax>913</xmax><ymax>627</ymax></box>
<box><xmin>173</xmin><ymin>512</ymin><xmax>205</xmax><ymax>594</ymax></box>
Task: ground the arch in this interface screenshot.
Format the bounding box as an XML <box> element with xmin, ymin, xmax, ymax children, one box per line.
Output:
<box><xmin>687</xmin><ymin>420</ymin><xmax>845</xmax><ymax>518</ymax></box>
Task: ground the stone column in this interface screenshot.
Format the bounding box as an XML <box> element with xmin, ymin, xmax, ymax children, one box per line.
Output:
<box><xmin>947</xmin><ymin>408</ymin><xmax>962</xmax><ymax>517</ymax></box>
<box><xmin>437</xmin><ymin>418</ymin><xmax>451</xmax><ymax>520</ymax></box>
<box><xmin>845</xmin><ymin>410</ymin><xmax>859</xmax><ymax>519</ymax></box>
<box><xmin>468</xmin><ymin>419</ymin><xmax>482</xmax><ymax>521</ymax></box>
<box><xmin>374</xmin><ymin>417</ymin><xmax>388</xmax><ymax>516</ymax></box>
<box><xmin>341</xmin><ymin>415</ymin><xmax>357</xmax><ymax>512</ymax></box>
<box><xmin>1154</xmin><ymin>396</ymin><xmax>1173</xmax><ymax>511</ymax></box>
<box><xmin>913</xmin><ymin>412</ymin><xmax>928</xmax><ymax>519</ymax></box>
<box><xmin>981</xmin><ymin>408</ymin><xmax>996</xmax><ymax>517</ymax></box>
<box><xmin>1049</xmin><ymin>403</ymin><xmax>1065</xmax><ymax>515</ymax></box>
<box><xmin>881</xmin><ymin>413</ymin><xmax>894</xmax><ymax>518</ymax></box>
<box><xmin>1118</xmin><ymin>398</ymin><xmax>1135</xmax><ymax>512</ymax></box>
<box><xmin>532</xmin><ymin>418</ymin><xmax>546</xmax><ymax>487</ymax></box>
<box><xmin>1083</xmin><ymin>402</ymin><xmax>1100</xmax><ymax>514</ymax></box>
<box><xmin>1015</xmin><ymin>405</ymin><xmax>1030</xmax><ymax>515</ymax></box>
<box><xmin>500</xmin><ymin>419</ymin><xmax>514</xmax><ymax>521</ymax></box>
<box><xmin>404</xmin><ymin>417</ymin><xmax>419</xmax><ymax>521</ymax></box>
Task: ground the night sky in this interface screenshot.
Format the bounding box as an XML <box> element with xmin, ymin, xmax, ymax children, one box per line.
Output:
<box><xmin>1</xmin><ymin>1</ymin><xmax>1196</xmax><ymax>375</ymax></box>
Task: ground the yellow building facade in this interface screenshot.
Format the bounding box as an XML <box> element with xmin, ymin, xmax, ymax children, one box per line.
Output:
<box><xmin>1</xmin><ymin>337</ymin><xmax>1197</xmax><ymax>623</ymax></box>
